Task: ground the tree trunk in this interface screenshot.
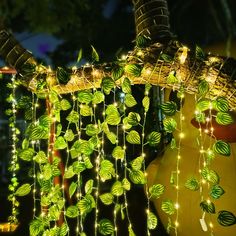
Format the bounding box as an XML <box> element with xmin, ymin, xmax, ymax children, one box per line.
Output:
<box><xmin>132</xmin><ymin>0</ymin><xmax>172</xmax><ymax>42</ymax></box>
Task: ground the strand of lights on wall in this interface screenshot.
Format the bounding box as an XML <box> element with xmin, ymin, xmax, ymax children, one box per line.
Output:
<box><xmin>195</xmin><ymin>96</ymin><xmax>215</xmax><ymax>234</ymax></box>
<box><xmin>142</xmin><ymin>86</ymin><xmax>151</xmax><ymax>236</ymax></box>
<box><xmin>76</xmin><ymin>96</ymin><xmax>84</xmax><ymax>234</ymax></box>
<box><xmin>121</xmin><ymin>91</ymin><xmax>133</xmax><ymax>232</ymax></box>
<box><xmin>32</xmin><ymin>94</ymin><xmax>38</xmax><ymax>218</ymax></box>
<box><xmin>8</xmin><ymin>74</ymin><xmax>19</xmax><ymax>225</ymax></box>
<box><xmin>92</xmin><ymin>86</ymin><xmax>102</xmax><ymax>236</ymax></box>
<box><xmin>113</xmin><ymin>87</ymin><xmax>119</xmax><ymax>236</ymax></box>
<box><xmin>174</xmin><ymin>93</ymin><xmax>185</xmax><ymax>235</ymax></box>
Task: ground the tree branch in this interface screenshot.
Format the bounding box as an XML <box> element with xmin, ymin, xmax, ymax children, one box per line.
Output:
<box><xmin>0</xmin><ymin>27</ymin><xmax>37</xmax><ymax>80</ymax></box>
<box><xmin>26</xmin><ymin>40</ymin><xmax>236</xmax><ymax>110</ymax></box>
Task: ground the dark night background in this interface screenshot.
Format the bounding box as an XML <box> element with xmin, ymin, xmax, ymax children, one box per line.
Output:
<box><xmin>0</xmin><ymin>0</ymin><xmax>236</xmax><ymax>235</ymax></box>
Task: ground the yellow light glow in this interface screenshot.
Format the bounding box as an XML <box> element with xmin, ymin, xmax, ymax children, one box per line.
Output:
<box><xmin>175</xmin><ymin>203</ymin><xmax>180</xmax><ymax>209</ymax></box>
<box><xmin>179</xmin><ymin>132</ymin><xmax>185</xmax><ymax>139</ymax></box>
<box><xmin>175</xmin><ymin>221</ymin><xmax>179</xmax><ymax>227</ymax></box>
<box><xmin>137</xmin><ymin>50</ymin><xmax>144</xmax><ymax>56</ymax></box>
<box><xmin>179</xmin><ymin>46</ymin><xmax>188</xmax><ymax>64</ymax></box>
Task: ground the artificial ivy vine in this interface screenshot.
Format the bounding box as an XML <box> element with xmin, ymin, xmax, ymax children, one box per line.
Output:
<box><xmin>3</xmin><ymin>40</ymin><xmax>236</xmax><ymax>236</ymax></box>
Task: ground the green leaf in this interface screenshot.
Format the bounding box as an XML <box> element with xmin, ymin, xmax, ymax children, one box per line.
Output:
<box><xmin>122</xmin><ymin>178</ymin><xmax>131</xmax><ymax>191</ymax></box>
<box><xmin>160</xmin><ymin>53</ymin><xmax>173</xmax><ymax>62</ymax></box>
<box><xmin>200</xmin><ymin>200</ymin><xmax>216</xmax><ymax>214</ymax></box>
<box><xmin>218</xmin><ymin>210</ymin><xmax>236</xmax><ymax>226</ymax></box>
<box><xmin>147</xmin><ymin>131</ymin><xmax>161</xmax><ymax>146</ymax></box>
<box><xmin>69</xmin><ymin>182</ymin><xmax>77</xmax><ymax>198</ymax></box>
<box><xmin>106</xmin><ymin>113</ymin><xmax>121</xmax><ymax>126</ymax></box>
<box><xmin>64</xmin><ymin>129</ymin><xmax>74</xmax><ymax>142</ymax></box>
<box><xmin>101</xmin><ymin>77</ymin><xmax>115</xmax><ymax>95</ymax></box>
<box><xmin>78</xmin><ymin>90</ymin><xmax>93</xmax><ymax>104</ymax></box>
<box><xmin>111</xmin><ymin>181</ymin><xmax>124</xmax><ymax>196</ymax></box>
<box><xmin>105</xmin><ymin>104</ymin><xmax>118</xmax><ymax>115</ymax></box>
<box><xmin>198</xmin><ymin>80</ymin><xmax>209</xmax><ymax>96</ymax></box>
<box><xmin>196</xmin><ymin>99</ymin><xmax>211</xmax><ymax>111</ymax></box>
<box><xmin>42</xmin><ymin>163</ymin><xmax>52</xmax><ymax>180</ymax></box>
<box><xmin>210</xmin><ymin>185</ymin><xmax>225</xmax><ymax>199</ymax></box>
<box><xmin>22</xmin><ymin>138</ymin><xmax>29</xmax><ymax>149</ymax></box>
<box><xmin>122</xmin><ymin>77</ymin><xmax>131</xmax><ymax>94</ymax></box>
<box><xmin>99</xmin><ymin>193</ymin><xmax>114</xmax><ymax>205</ymax></box>
<box><xmin>59</xmin><ymin>223</ymin><xmax>69</xmax><ymax>236</ymax></box>
<box><xmin>85</xmin><ymin>179</ymin><xmax>94</xmax><ymax>194</ymax></box>
<box><xmin>77</xmin><ymin>48</ymin><xmax>83</xmax><ymax>63</ymax></box>
<box><xmin>128</xmin><ymin>225</ymin><xmax>136</xmax><ymax>236</ymax></box>
<box><xmin>91</xmin><ymin>45</ymin><xmax>99</xmax><ymax>62</ymax></box>
<box><xmin>195</xmin><ymin>45</ymin><xmax>205</xmax><ymax>61</ymax></box>
<box><xmin>122</xmin><ymin>117</ymin><xmax>132</xmax><ymax>130</ymax></box>
<box><xmin>216</xmin><ymin>112</ymin><xmax>234</xmax><ymax>125</ymax></box>
<box><xmin>78</xmin><ymin>194</ymin><xmax>95</xmax><ymax>215</ymax></box>
<box><xmin>161</xmin><ymin>200</ymin><xmax>175</xmax><ymax>215</ymax></box>
<box><xmin>39</xmin><ymin>116</ymin><xmax>52</xmax><ymax>128</ymax></box>
<box><xmin>145</xmin><ymin>83</ymin><xmax>152</xmax><ymax>93</ymax></box>
<box><xmin>66</xmin><ymin>110</ymin><xmax>79</xmax><ymax>123</ymax></box>
<box><xmin>98</xmin><ymin>219</ymin><xmax>114</xmax><ymax>235</ymax></box>
<box><xmin>34</xmin><ymin>151</ymin><xmax>47</xmax><ymax>164</ymax></box>
<box><xmin>64</xmin><ymin>166</ymin><xmax>75</xmax><ymax>179</ymax></box>
<box><xmin>30</xmin><ymin>219</ymin><xmax>44</xmax><ymax>236</ymax></box>
<box><xmin>213</xmin><ymin>97</ymin><xmax>229</xmax><ymax>112</ymax></box>
<box><xmin>201</xmin><ymin>167</ymin><xmax>220</xmax><ymax>184</ymax></box>
<box><xmin>92</xmin><ymin>91</ymin><xmax>105</xmax><ymax>104</ymax></box>
<box><xmin>80</xmin><ymin>104</ymin><xmax>92</xmax><ymax>116</ymax></box>
<box><xmin>127</xmin><ymin>112</ymin><xmax>141</xmax><ymax>126</ymax></box>
<box><xmin>54</xmin><ymin>136</ymin><xmax>67</xmax><ymax>149</ymax></box>
<box><xmin>57</xmin><ymin>67</ymin><xmax>70</xmax><ymax>84</ymax></box>
<box><xmin>213</xmin><ymin>140</ymin><xmax>231</xmax><ymax>156</ymax></box>
<box><xmin>124</xmin><ymin>64</ymin><xmax>142</xmax><ymax>77</ymax></box>
<box><xmin>88</xmin><ymin>136</ymin><xmax>100</xmax><ymax>149</ymax></box>
<box><xmin>79</xmin><ymin>140</ymin><xmax>94</xmax><ymax>155</ymax></box>
<box><xmin>195</xmin><ymin>111</ymin><xmax>206</xmax><ymax>123</ymax></box>
<box><xmin>149</xmin><ymin>184</ymin><xmax>165</xmax><ymax>198</ymax></box>
<box><xmin>19</xmin><ymin>148</ymin><xmax>35</xmax><ymax>161</ymax></box>
<box><xmin>142</xmin><ymin>96</ymin><xmax>150</xmax><ymax>112</ymax></box>
<box><xmin>56</xmin><ymin>124</ymin><xmax>62</xmax><ymax>136</ymax></box>
<box><xmin>66</xmin><ymin>205</ymin><xmax>79</xmax><ymax>218</ymax></box>
<box><xmin>112</xmin><ymin>65</ymin><xmax>124</xmax><ymax>80</ymax></box>
<box><xmin>167</xmin><ymin>71</ymin><xmax>178</xmax><ymax>84</ymax></box>
<box><xmin>15</xmin><ymin>183</ymin><xmax>31</xmax><ymax>196</ymax></box>
<box><xmin>136</xmin><ymin>35</ymin><xmax>150</xmax><ymax>48</ymax></box>
<box><xmin>105</xmin><ymin>132</ymin><xmax>116</xmax><ymax>144</ymax></box>
<box><xmin>125</xmin><ymin>94</ymin><xmax>137</xmax><ymax>107</ymax></box>
<box><xmin>171</xmin><ymin>138</ymin><xmax>176</xmax><ymax>149</ymax></box>
<box><xmin>60</xmin><ymin>99</ymin><xmax>71</xmax><ymax>110</ymax></box>
<box><xmin>112</xmin><ymin>146</ymin><xmax>125</xmax><ymax>160</ymax></box>
<box><xmin>126</xmin><ymin>130</ymin><xmax>141</xmax><ymax>144</ymax></box>
<box><xmin>86</xmin><ymin>124</ymin><xmax>100</xmax><ymax>136</ymax></box>
<box><xmin>29</xmin><ymin>125</ymin><xmax>49</xmax><ymax>140</ymax></box>
<box><xmin>131</xmin><ymin>156</ymin><xmax>144</xmax><ymax>171</ymax></box>
<box><xmin>83</xmin><ymin>155</ymin><xmax>93</xmax><ymax>169</ymax></box>
<box><xmin>184</xmin><ymin>177</ymin><xmax>199</xmax><ymax>191</ymax></box>
<box><xmin>99</xmin><ymin>160</ymin><xmax>115</xmax><ymax>181</ymax></box>
<box><xmin>161</xmin><ymin>101</ymin><xmax>177</xmax><ymax>116</ymax></box>
<box><xmin>163</xmin><ymin>118</ymin><xmax>177</xmax><ymax>133</ymax></box>
<box><xmin>147</xmin><ymin>212</ymin><xmax>158</xmax><ymax>230</ymax></box>
<box><xmin>129</xmin><ymin>170</ymin><xmax>146</xmax><ymax>184</ymax></box>
<box><xmin>73</xmin><ymin>161</ymin><xmax>86</xmax><ymax>174</ymax></box>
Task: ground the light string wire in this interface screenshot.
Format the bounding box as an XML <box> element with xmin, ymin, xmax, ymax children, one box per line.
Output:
<box><xmin>8</xmin><ymin>74</ymin><xmax>19</xmax><ymax>226</ymax></box>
